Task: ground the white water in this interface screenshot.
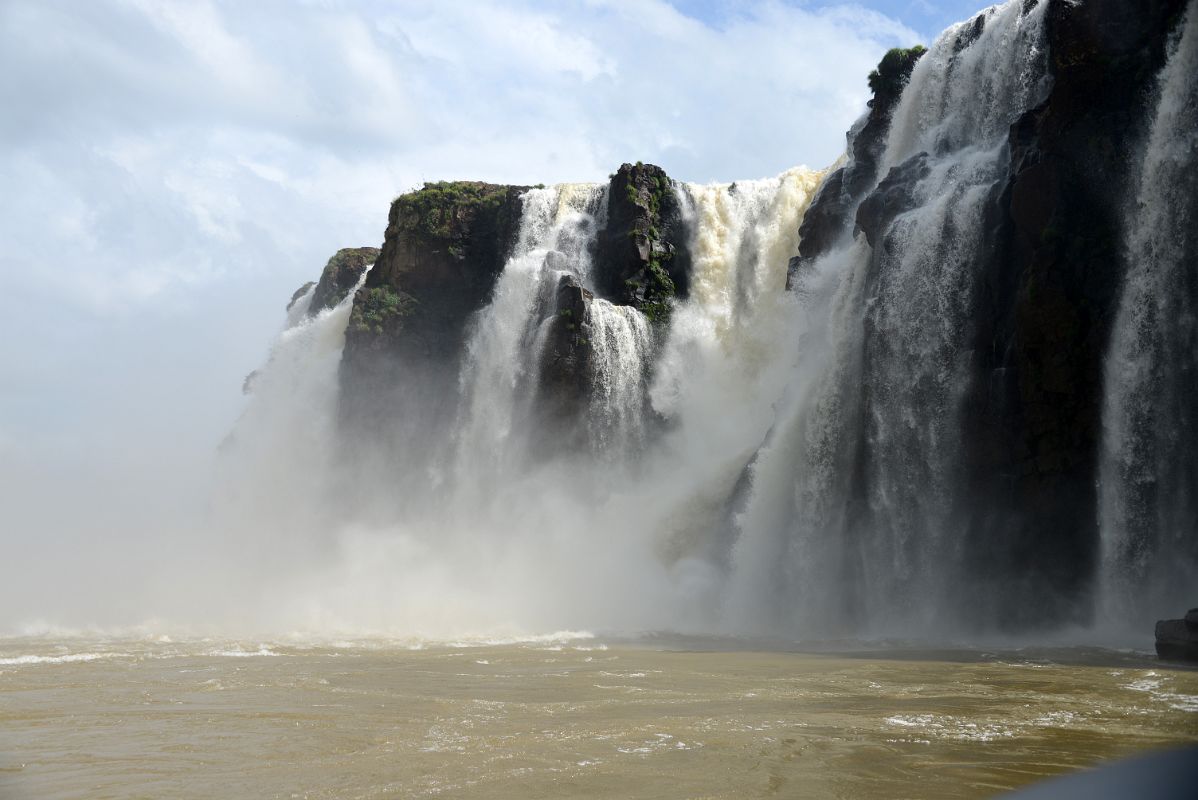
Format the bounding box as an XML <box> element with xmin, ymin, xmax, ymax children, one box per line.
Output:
<box><xmin>587</xmin><ymin>299</ymin><xmax>652</xmax><ymax>452</ymax></box>
<box><xmin>1101</xmin><ymin>4</ymin><xmax>1198</xmax><ymax>626</ymax></box>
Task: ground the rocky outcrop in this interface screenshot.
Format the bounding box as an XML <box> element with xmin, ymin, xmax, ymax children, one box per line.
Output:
<box><xmin>1156</xmin><ymin>610</ymin><xmax>1198</xmax><ymax>663</ymax></box>
<box><xmin>791</xmin><ymin>0</ymin><xmax>1189</xmax><ymax>630</ymax></box>
<box><xmin>338</xmin><ymin>181</ymin><xmax>529</xmax><ymax>440</ymax></box>
<box><xmin>854</xmin><ymin>154</ymin><xmax>929</xmax><ymax>248</ymax></box>
<box><xmin>332</xmin><ymin>167</ymin><xmax>690</xmax><ymax>456</ymax></box>
<box><xmin>535</xmin><ymin>274</ymin><xmax>595</xmax><ymax>444</ymax></box>
<box><xmin>593</xmin><ymin>162</ymin><xmax>691</xmax><ymax>324</ymax></box>
<box><xmin>310</xmin><ymin>247</ymin><xmax>379</xmax><ymax>315</ymax></box>
<box><xmin>534</xmin><ymin>163</ymin><xmax>689</xmax><ymax>442</ymax></box>
<box><xmin>788</xmin><ymin>46</ymin><xmax>925</xmax><ymax>285</ymax></box>
<box><xmin>345</xmin><ymin>182</ymin><xmax>528</xmax><ymax>361</ymax></box>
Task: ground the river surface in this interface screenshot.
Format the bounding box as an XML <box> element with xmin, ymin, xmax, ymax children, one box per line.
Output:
<box><xmin>1</xmin><ymin>635</ymin><xmax>1195</xmax><ymax>799</ymax></box>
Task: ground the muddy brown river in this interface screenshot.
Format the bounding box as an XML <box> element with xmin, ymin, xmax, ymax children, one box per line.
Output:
<box><xmin>1</xmin><ymin>635</ymin><xmax>1195</xmax><ymax>798</ymax></box>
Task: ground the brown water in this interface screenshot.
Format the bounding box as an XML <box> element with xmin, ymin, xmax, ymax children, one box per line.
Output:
<box><xmin>1</xmin><ymin>635</ymin><xmax>1195</xmax><ymax>799</ymax></box>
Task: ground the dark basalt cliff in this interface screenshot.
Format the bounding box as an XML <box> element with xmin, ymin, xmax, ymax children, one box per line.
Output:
<box><xmin>964</xmin><ymin>0</ymin><xmax>1189</xmax><ymax>627</ymax></box>
<box><xmin>535</xmin><ymin>163</ymin><xmax>690</xmax><ymax>436</ymax></box>
<box><xmin>789</xmin><ymin>45</ymin><xmax>926</xmax><ymax>284</ymax></box>
<box><xmin>345</xmin><ymin>182</ymin><xmax>528</xmax><ymax>363</ymax></box>
<box><xmin>534</xmin><ymin>274</ymin><xmax>596</xmax><ymax>442</ymax></box>
<box><xmin>337</xmin><ymin>181</ymin><xmax>528</xmax><ymax>438</ymax></box>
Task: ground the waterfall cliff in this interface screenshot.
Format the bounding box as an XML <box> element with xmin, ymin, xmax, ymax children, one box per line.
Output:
<box><xmin>231</xmin><ymin>0</ymin><xmax>1196</xmax><ymax>639</ymax></box>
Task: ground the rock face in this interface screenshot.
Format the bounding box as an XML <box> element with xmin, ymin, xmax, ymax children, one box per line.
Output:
<box><xmin>593</xmin><ymin>162</ymin><xmax>691</xmax><ymax>324</ymax></box>
<box><xmin>346</xmin><ymin>182</ymin><xmax>528</xmax><ymax>362</ymax></box>
<box><xmin>789</xmin><ymin>46</ymin><xmax>925</xmax><ymax>284</ymax></box>
<box><xmin>287</xmin><ymin>281</ymin><xmax>315</xmax><ymax>311</ymax></box>
<box><xmin>783</xmin><ymin>0</ymin><xmax>1191</xmax><ymax>630</ymax></box>
<box><xmin>309</xmin><ymin>247</ymin><xmax>379</xmax><ymax>315</ymax></box>
<box><xmin>530</xmin><ymin>164</ymin><xmax>689</xmax><ymax>444</ymax></box>
<box><xmin>1155</xmin><ymin>610</ymin><xmax>1198</xmax><ymax>663</ymax></box>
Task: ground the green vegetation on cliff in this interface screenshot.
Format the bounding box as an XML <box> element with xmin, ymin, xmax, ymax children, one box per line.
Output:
<box><xmin>393</xmin><ymin>182</ymin><xmax>516</xmax><ymax>241</ymax></box>
<box><xmin>867</xmin><ymin>46</ymin><xmax>927</xmax><ymax>108</ymax></box>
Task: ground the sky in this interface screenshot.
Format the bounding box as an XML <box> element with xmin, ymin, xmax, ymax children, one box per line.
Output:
<box><xmin>0</xmin><ymin>0</ymin><xmax>992</xmax><ymax>596</ymax></box>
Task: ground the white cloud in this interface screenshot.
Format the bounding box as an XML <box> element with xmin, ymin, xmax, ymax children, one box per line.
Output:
<box><xmin>1</xmin><ymin>0</ymin><xmax>921</xmax><ymax>312</ymax></box>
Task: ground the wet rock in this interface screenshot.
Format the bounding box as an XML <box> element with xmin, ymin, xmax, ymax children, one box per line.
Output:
<box><xmin>345</xmin><ymin>181</ymin><xmax>529</xmax><ymax>361</ymax></box>
<box><xmin>957</xmin><ymin>0</ymin><xmax>1190</xmax><ymax>627</ymax></box>
<box><xmin>536</xmin><ymin>274</ymin><xmax>595</xmax><ymax>437</ymax></box>
<box><xmin>593</xmin><ymin>162</ymin><xmax>691</xmax><ymax>325</ymax></box>
<box><xmin>854</xmin><ymin>154</ymin><xmax>930</xmax><ymax>249</ymax></box>
<box><xmin>339</xmin><ymin>181</ymin><xmax>529</xmax><ymax>440</ymax></box>
<box><xmin>790</xmin><ymin>45</ymin><xmax>925</xmax><ymax>284</ymax></box>
<box><xmin>1156</xmin><ymin>612</ymin><xmax>1198</xmax><ymax>663</ymax></box>
<box><xmin>309</xmin><ymin>247</ymin><xmax>379</xmax><ymax>315</ymax></box>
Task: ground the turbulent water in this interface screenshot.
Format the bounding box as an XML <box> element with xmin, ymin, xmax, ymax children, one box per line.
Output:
<box><xmin>2</xmin><ymin>637</ymin><xmax>1196</xmax><ymax>799</ymax></box>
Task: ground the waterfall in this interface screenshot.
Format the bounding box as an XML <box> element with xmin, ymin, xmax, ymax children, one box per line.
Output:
<box><xmin>1101</xmin><ymin>3</ymin><xmax>1198</xmax><ymax>627</ymax></box>
<box><xmin>724</xmin><ymin>0</ymin><xmax>1052</xmax><ymax>635</ymax></box>
<box><xmin>452</xmin><ymin>184</ymin><xmax>605</xmax><ymax>483</ymax></box>
<box><xmin>652</xmin><ymin>169</ymin><xmax>823</xmax><ymax>429</ymax></box>
<box><xmin>644</xmin><ymin>169</ymin><xmax>824</xmax><ymax>613</ymax></box>
<box><xmin>586</xmin><ymin>299</ymin><xmax>652</xmax><ymax>452</ymax></box>
<box><xmin>203</xmin><ymin>0</ymin><xmax>1194</xmax><ymax>642</ymax></box>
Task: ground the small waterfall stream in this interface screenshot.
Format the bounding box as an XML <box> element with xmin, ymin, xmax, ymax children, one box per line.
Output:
<box><xmin>1101</xmin><ymin>3</ymin><xmax>1198</xmax><ymax>626</ymax></box>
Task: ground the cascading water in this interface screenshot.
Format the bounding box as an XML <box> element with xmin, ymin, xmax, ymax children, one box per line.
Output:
<box><xmin>1101</xmin><ymin>3</ymin><xmax>1198</xmax><ymax>627</ymax></box>
<box><xmin>211</xmin><ymin>274</ymin><xmax>366</xmax><ymax>586</ymax></box>
<box><xmin>451</xmin><ymin>185</ymin><xmax>592</xmax><ymax>482</ymax></box>
<box><xmin>586</xmin><ymin>299</ymin><xmax>652</xmax><ymax>452</ymax></box>
<box><xmin>724</xmin><ymin>0</ymin><xmax>1052</xmax><ymax>635</ymax></box>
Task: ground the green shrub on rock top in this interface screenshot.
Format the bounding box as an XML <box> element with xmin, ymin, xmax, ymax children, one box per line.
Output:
<box><xmin>868</xmin><ymin>45</ymin><xmax>927</xmax><ymax>106</ymax></box>
<box><xmin>393</xmin><ymin>181</ymin><xmax>511</xmax><ymax>240</ymax></box>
